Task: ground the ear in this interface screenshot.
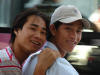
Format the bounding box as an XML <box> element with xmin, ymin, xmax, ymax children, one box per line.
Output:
<box><xmin>14</xmin><ymin>29</ymin><xmax>20</xmax><ymax>36</ymax></box>
<box><xmin>14</xmin><ymin>30</ymin><xmax>18</xmax><ymax>35</ymax></box>
<box><xmin>49</xmin><ymin>24</ymin><xmax>57</xmax><ymax>36</ymax></box>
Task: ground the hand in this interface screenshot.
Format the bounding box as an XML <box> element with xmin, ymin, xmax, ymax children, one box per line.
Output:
<box><xmin>34</xmin><ymin>48</ymin><xmax>61</xmax><ymax>75</ymax></box>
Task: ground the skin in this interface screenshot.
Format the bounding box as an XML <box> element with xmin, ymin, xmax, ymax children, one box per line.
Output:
<box><xmin>50</xmin><ymin>20</ymin><xmax>83</xmax><ymax>57</ymax></box>
<box><xmin>34</xmin><ymin>48</ymin><xmax>61</xmax><ymax>75</ymax></box>
<box><xmin>10</xmin><ymin>15</ymin><xmax>60</xmax><ymax>75</ymax></box>
<box><xmin>93</xmin><ymin>21</ymin><xmax>100</xmax><ymax>32</ymax></box>
<box><xmin>11</xmin><ymin>15</ymin><xmax>47</xmax><ymax>65</ymax></box>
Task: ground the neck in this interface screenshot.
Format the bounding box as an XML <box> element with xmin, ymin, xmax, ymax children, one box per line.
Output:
<box><xmin>58</xmin><ymin>49</ymin><xmax>66</xmax><ymax>57</ymax></box>
<box><xmin>10</xmin><ymin>43</ymin><xmax>29</xmax><ymax>65</ymax></box>
<box><xmin>49</xmin><ymin>38</ymin><xmax>67</xmax><ymax>57</ymax></box>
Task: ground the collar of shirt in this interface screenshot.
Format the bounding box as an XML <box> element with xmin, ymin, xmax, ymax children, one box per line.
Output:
<box><xmin>44</xmin><ymin>41</ymin><xmax>59</xmax><ymax>51</ymax></box>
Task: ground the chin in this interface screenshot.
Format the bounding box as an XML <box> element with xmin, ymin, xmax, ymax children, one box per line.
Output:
<box><xmin>68</xmin><ymin>48</ymin><xmax>73</xmax><ymax>52</ymax></box>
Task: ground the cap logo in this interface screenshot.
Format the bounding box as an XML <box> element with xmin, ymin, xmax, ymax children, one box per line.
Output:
<box><xmin>73</xmin><ymin>9</ymin><xmax>77</xmax><ymax>14</ymax></box>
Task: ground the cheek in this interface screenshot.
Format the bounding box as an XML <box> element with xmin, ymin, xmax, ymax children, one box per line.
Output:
<box><xmin>42</xmin><ymin>37</ymin><xmax>46</xmax><ymax>42</ymax></box>
<box><xmin>40</xmin><ymin>35</ymin><xmax>47</xmax><ymax>43</ymax></box>
<box><xmin>77</xmin><ymin>34</ymin><xmax>82</xmax><ymax>42</ymax></box>
<box><xmin>56</xmin><ymin>32</ymin><xmax>67</xmax><ymax>41</ymax></box>
<box><xmin>20</xmin><ymin>32</ymin><xmax>32</xmax><ymax>42</ymax></box>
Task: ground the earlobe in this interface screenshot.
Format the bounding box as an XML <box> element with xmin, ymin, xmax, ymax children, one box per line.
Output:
<box><xmin>49</xmin><ymin>24</ymin><xmax>56</xmax><ymax>36</ymax></box>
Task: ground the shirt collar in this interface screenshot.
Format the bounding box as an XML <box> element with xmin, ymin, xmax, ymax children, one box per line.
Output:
<box><xmin>44</xmin><ymin>41</ymin><xmax>59</xmax><ymax>51</ymax></box>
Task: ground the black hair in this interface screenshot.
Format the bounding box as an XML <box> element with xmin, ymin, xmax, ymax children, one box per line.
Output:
<box><xmin>47</xmin><ymin>21</ymin><xmax>62</xmax><ymax>41</ymax></box>
<box><xmin>10</xmin><ymin>8</ymin><xmax>49</xmax><ymax>43</ymax></box>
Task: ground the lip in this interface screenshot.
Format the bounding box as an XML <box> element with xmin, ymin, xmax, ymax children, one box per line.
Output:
<box><xmin>67</xmin><ymin>40</ymin><xmax>77</xmax><ymax>46</ymax></box>
<box><xmin>73</xmin><ymin>41</ymin><xmax>77</xmax><ymax>45</ymax></box>
<box><xmin>31</xmin><ymin>40</ymin><xmax>41</xmax><ymax>47</ymax></box>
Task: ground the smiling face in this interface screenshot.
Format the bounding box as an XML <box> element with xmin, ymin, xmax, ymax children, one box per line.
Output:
<box><xmin>50</xmin><ymin>20</ymin><xmax>83</xmax><ymax>56</ymax></box>
<box><xmin>14</xmin><ymin>15</ymin><xmax>46</xmax><ymax>54</ymax></box>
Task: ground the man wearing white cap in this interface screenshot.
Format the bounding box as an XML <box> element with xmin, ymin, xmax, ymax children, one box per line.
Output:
<box><xmin>22</xmin><ymin>5</ymin><xmax>90</xmax><ymax>75</ymax></box>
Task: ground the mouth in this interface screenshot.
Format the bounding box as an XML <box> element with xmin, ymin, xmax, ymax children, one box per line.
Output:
<box><xmin>31</xmin><ymin>40</ymin><xmax>41</xmax><ymax>46</ymax></box>
<box><xmin>73</xmin><ymin>41</ymin><xmax>77</xmax><ymax>45</ymax></box>
<box><xmin>67</xmin><ymin>40</ymin><xmax>77</xmax><ymax>46</ymax></box>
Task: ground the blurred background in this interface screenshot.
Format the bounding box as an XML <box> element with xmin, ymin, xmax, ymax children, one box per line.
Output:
<box><xmin>0</xmin><ymin>0</ymin><xmax>100</xmax><ymax>75</ymax></box>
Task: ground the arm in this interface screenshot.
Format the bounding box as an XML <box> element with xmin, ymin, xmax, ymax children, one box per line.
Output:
<box><xmin>34</xmin><ymin>48</ymin><xmax>61</xmax><ymax>75</ymax></box>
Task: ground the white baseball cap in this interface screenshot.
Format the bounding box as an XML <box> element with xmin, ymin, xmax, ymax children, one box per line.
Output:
<box><xmin>50</xmin><ymin>5</ymin><xmax>90</xmax><ymax>28</ymax></box>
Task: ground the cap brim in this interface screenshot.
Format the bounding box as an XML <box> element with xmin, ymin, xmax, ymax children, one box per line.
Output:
<box><xmin>59</xmin><ymin>18</ymin><xmax>90</xmax><ymax>28</ymax></box>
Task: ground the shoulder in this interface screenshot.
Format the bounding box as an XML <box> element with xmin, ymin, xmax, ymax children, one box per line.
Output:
<box><xmin>0</xmin><ymin>46</ymin><xmax>21</xmax><ymax>68</ymax></box>
<box><xmin>0</xmin><ymin>46</ymin><xmax>14</xmax><ymax>62</ymax></box>
<box><xmin>0</xmin><ymin>47</ymin><xmax>9</xmax><ymax>62</ymax></box>
<box><xmin>46</xmin><ymin>57</ymin><xmax>79</xmax><ymax>75</ymax></box>
<box><xmin>22</xmin><ymin>50</ymin><xmax>41</xmax><ymax>75</ymax></box>
<box><xmin>0</xmin><ymin>47</ymin><xmax>22</xmax><ymax>75</ymax></box>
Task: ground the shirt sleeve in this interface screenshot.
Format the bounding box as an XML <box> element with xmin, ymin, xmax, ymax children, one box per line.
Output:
<box><xmin>22</xmin><ymin>51</ymin><xmax>41</xmax><ymax>75</ymax></box>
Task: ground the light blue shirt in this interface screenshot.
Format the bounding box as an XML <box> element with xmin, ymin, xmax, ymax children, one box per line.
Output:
<box><xmin>22</xmin><ymin>41</ymin><xmax>79</xmax><ymax>75</ymax></box>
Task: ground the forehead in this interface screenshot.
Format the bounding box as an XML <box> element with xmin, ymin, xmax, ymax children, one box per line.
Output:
<box><xmin>62</xmin><ymin>20</ymin><xmax>83</xmax><ymax>28</ymax></box>
<box><xmin>27</xmin><ymin>15</ymin><xmax>44</xmax><ymax>23</ymax></box>
<box><xmin>26</xmin><ymin>15</ymin><xmax>46</xmax><ymax>27</ymax></box>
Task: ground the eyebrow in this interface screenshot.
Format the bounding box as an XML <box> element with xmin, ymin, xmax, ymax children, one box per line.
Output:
<box><xmin>31</xmin><ymin>24</ymin><xmax>46</xmax><ymax>31</ymax></box>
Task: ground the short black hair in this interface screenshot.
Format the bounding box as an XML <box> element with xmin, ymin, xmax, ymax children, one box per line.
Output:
<box><xmin>10</xmin><ymin>8</ymin><xmax>49</xmax><ymax>43</ymax></box>
<box><xmin>47</xmin><ymin>21</ymin><xmax>62</xmax><ymax>41</ymax></box>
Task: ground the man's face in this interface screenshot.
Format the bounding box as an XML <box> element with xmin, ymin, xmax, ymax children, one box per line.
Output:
<box><xmin>14</xmin><ymin>15</ymin><xmax>46</xmax><ymax>54</ymax></box>
<box><xmin>52</xmin><ymin>20</ymin><xmax>83</xmax><ymax>54</ymax></box>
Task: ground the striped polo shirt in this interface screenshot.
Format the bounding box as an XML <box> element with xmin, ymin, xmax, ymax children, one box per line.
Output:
<box><xmin>0</xmin><ymin>46</ymin><xmax>21</xmax><ymax>75</ymax></box>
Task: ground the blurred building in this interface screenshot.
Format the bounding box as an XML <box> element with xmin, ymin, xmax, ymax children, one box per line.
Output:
<box><xmin>0</xmin><ymin>0</ymin><xmax>99</xmax><ymax>28</ymax></box>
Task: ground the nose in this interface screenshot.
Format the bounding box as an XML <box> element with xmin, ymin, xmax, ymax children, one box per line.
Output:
<box><xmin>34</xmin><ymin>31</ymin><xmax>42</xmax><ymax>40</ymax></box>
<box><xmin>70</xmin><ymin>31</ymin><xmax>77</xmax><ymax>40</ymax></box>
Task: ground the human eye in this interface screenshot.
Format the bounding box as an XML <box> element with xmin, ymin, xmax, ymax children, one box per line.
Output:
<box><xmin>65</xmin><ymin>27</ymin><xmax>71</xmax><ymax>31</ymax></box>
<box><xmin>77</xmin><ymin>29</ymin><xmax>82</xmax><ymax>33</ymax></box>
<box><xmin>41</xmin><ymin>31</ymin><xmax>46</xmax><ymax>35</ymax></box>
<box><xmin>30</xmin><ymin>27</ymin><xmax>36</xmax><ymax>31</ymax></box>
